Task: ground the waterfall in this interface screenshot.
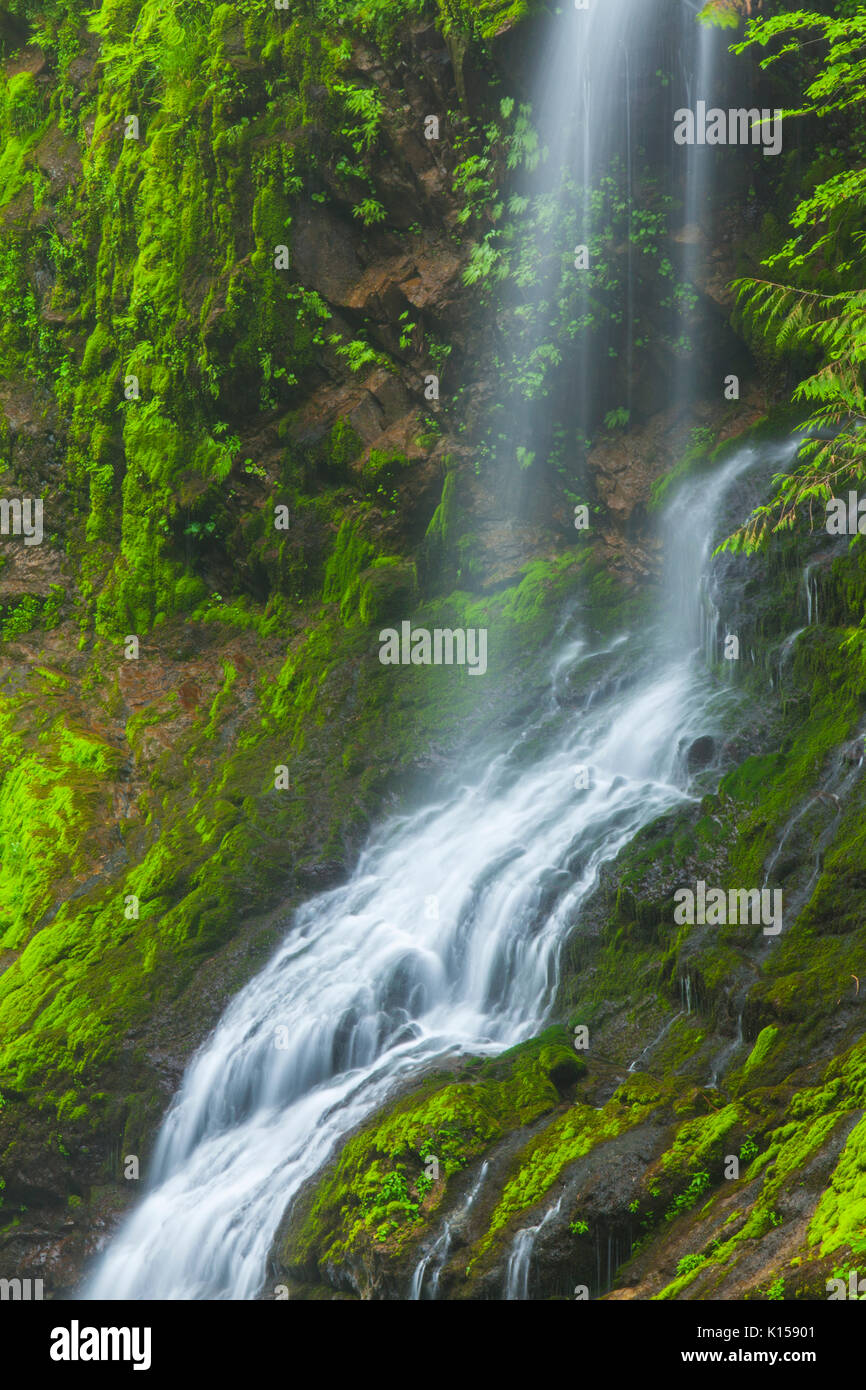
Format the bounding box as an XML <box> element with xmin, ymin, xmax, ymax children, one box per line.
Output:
<box><xmin>500</xmin><ymin>0</ymin><xmax>671</xmax><ymax>508</ymax></box>
<box><xmin>410</xmin><ymin>1161</ymin><xmax>490</xmax><ymax>1301</ymax></box>
<box><xmin>80</xmin><ymin>4</ymin><xmax>788</xmax><ymax>1302</ymax></box>
<box><xmin>771</xmin><ymin>556</ymin><xmax>823</xmax><ymax>689</ymax></box>
<box><xmin>81</xmin><ymin>436</ymin><xmax>793</xmax><ymax>1302</ymax></box>
<box><xmin>627</xmin><ymin>1009</ymin><xmax>685</xmax><ymax>1074</ymax></box>
<box><xmin>707</xmin><ymin>1009</ymin><xmax>745</xmax><ymax>1088</ymax></box>
<box><xmin>504</xmin><ymin>1197</ymin><xmax>564</xmax><ymax>1301</ymax></box>
<box><xmin>680</xmin><ymin>974</ymin><xmax>693</xmax><ymax>1017</ymax></box>
<box><xmin>762</xmin><ymin>715</ymin><xmax>866</xmax><ymax>909</ymax></box>
<box><xmin>805</xmin><ymin>563</ymin><xmax>819</xmax><ymax>626</ymax></box>
<box><xmin>593</xmin><ymin>1225</ymin><xmax>633</xmax><ymax>1299</ymax></box>
<box><xmin>675</xmin><ymin>7</ymin><xmax>723</xmax><ymax>403</ymax></box>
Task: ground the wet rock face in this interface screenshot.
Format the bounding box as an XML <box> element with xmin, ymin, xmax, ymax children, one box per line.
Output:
<box><xmin>2</xmin><ymin>0</ymin><xmax>864</xmax><ymax>1309</ymax></box>
<box><xmin>0</xmin><ymin>0</ymin><xmax>581</xmax><ymax>1295</ymax></box>
<box><xmin>686</xmin><ymin>735</ymin><xmax>716</xmax><ymax>772</ymax></box>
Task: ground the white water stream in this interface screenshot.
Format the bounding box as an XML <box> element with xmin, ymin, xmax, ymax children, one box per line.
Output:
<box><xmin>84</xmin><ymin>439</ymin><xmax>786</xmax><ymax>1299</ymax></box>
<box><xmin>84</xmin><ymin>2</ymin><xmax>785</xmax><ymax>1301</ymax></box>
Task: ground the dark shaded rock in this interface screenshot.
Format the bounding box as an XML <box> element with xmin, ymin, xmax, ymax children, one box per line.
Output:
<box><xmin>686</xmin><ymin>735</ymin><xmax>716</xmax><ymax>771</ymax></box>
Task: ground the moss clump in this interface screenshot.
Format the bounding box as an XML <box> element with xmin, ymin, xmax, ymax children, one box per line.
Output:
<box><xmin>740</xmin><ymin>1026</ymin><xmax>779</xmax><ymax>1080</ymax></box>
<box><xmin>282</xmin><ymin>1028</ymin><xmax>582</xmax><ymax>1270</ymax></box>
<box><xmin>471</xmin><ymin>1078</ymin><xmax>670</xmax><ymax>1265</ymax></box>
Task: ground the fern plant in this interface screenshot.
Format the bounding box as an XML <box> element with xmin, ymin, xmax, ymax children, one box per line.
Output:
<box><xmin>717</xmin><ymin>8</ymin><xmax>866</xmax><ymax>553</ymax></box>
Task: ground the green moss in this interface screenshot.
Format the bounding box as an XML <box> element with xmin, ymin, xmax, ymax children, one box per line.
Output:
<box><xmin>283</xmin><ymin>1028</ymin><xmax>581</xmax><ymax>1269</ymax></box>
<box><xmin>660</xmin><ymin>1105</ymin><xmax>742</xmax><ymax>1175</ymax></box>
<box><xmin>425</xmin><ymin>468</ymin><xmax>459</xmax><ymax>552</ymax></box>
<box><xmin>741</xmin><ymin>1027</ymin><xmax>779</xmax><ymax>1079</ymax></box>
<box><xmin>473</xmin><ymin>1087</ymin><xmax>660</xmax><ymax>1263</ymax></box>
<box><xmin>322</xmin><ymin>519</ymin><xmax>376</xmax><ymax>622</ymax></box>
<box><xmin>438</xmin><ymin>0</ymin><xmax>541</xmax><ymax>42</ymax></box>
<box><xmin>0</xmin><ymin>703</ymin><xmax>121</xmax><ymax>951</ymax></box>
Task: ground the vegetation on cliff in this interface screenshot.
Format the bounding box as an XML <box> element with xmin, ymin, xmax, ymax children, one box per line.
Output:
<box><xmin>0</xmin><ymin>0</ymin><xmax>863</xmax><ymax>1306</ymax></box>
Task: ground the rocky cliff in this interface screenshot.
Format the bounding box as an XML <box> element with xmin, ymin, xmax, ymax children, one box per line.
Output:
<box><xmin>0</xmin><ymin>0</ymin><xmax>863</xmax><ymax>1304</ymax></box>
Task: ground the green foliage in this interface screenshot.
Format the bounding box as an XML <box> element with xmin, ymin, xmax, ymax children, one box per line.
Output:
<box><xmin>352</xmin><ymin>196</ymin><xmax>387</xmax><ymax>226</ymax></box>
<box><xmin>0</xmin><ymin>586</ymin><xmax>66</xmax><ymax>642</ymax></box>
<box><xmin>721</xmin><ymin>8</ymin><xmax>866</xmax><ymax>552</ymax></box>
<box><xmin>334</xmin><ymin>82</ymin><xmax>384</xmax><ymax>154</ymax></box>
<box><xmin>604</xmin><ymin>407</ymin><xmax>630</xmax><ymax>432</ymax></box>
<box><xmin>665</xmin><ymin>1171</ymin><xmax>710</xmax><ymax>1222</ymax></box>
<box><xmin>328</xmin><ymin>332</ymin><xmax>389</xmax><ymax>374</ymax></box>
<box><xmin>362</xmin><ymin>1168</ymin><xmax>419</xmax><ymax>1219</ymax></box>
<box><xmin>460</xmin><ymin>139</ymin><xmax>675</xmax><ymax>435</ymax></box>
<box><xmin>698</xmin><ymin>0</ymin><xmax>747</xmax><ymax>28</ymax></box>
<box><xmin>283</xmin><ymin>1030</ymin><xmax>582</xmax><ymax>1268</ymax></box>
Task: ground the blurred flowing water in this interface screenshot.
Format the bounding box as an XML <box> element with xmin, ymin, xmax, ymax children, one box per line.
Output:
<box><xmin>84</xmin><ymin>435</ymin><xmax>793</xmax><ymax>1299</ymax></box>
<box><xmin>84</xmin><ymin>2</ymin><xmax>779</xmax><ymax>1300</ymax></box>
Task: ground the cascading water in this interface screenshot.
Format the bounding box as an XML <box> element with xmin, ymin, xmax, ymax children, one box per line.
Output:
<box><xmin>681</xmin><ymin>974</ymin><xmax>693</xmax><ymax>1017</ymax></box>
<box><xmin>504</xmin><ymin>1196</ymin><xmax>564</xmax><ymax>1301</ymax></box>
<box><xmin>502</xmin><ymin>0</ymin><xmax>676</xmax><ymax>511</ymax></box>
<box><xmin>677</xmin><ymin>8</ymin><xmax>720</xmax><ymax>393</ymax></box>
<box><xmin>707</xmin><ymin>1010</ymin><xmax>744</xmax><ymax>1089</ymax></box>
<box><xmin>82</xmin><ymin>3</ymin><xmax>785</xmax><ymax>1301</ymax></box>
<box><xmin>805</xmin><ymin>563</ymin><xmax>819</xmax><ymax>626</ymax></box>
<box><xmin>83</xmin><ymin>436</ymin><xmax>791</xmax><ymax>1302</ymax></box>
<box><xmin>410</xmin><ymin>1161</ymin><xmax>490</xmax><ymax>1301</ymax></box>
<box><xmin>627</xmin><ymin>1010</ymin><xmax>685</xmax><ymax>1075</ymax></box>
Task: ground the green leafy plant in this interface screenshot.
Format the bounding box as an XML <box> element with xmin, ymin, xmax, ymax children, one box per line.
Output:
<box><xmin>665</xmin><ymin>1171</ymin><xmax>711</xmax><ymax>1222</ymax></box>
<box><xmin>699</xmin><ymin>0</ymin><xmax>754</xmax><ymax>28</ymax></box>
<box><xmin>334</xmin><ymin>82</ymin><xmax>384</xmax><ymax>154</ymax></box>
<box><xmin>719</xmin><ymin>8</ymin><xmax>866</xmax><ymax>552</ymax></box>
<box><xmin>398</xmin><ymin>310</ymin><xmax>417</xmax><ymax>351</ymax></box>
<box><xmin>329</xmin><ymin>333</ymin><xmax>389</xmax><ymax>375</ymax></box>
<box><xmin>353</xmin><ymin>197</ymin><xmax>387</xmax><ymax>227</ymax></box>
<box><xmin>604</xmin><ymin>407</ymin><xmax>631</xmax><ymax>431</ymax></box>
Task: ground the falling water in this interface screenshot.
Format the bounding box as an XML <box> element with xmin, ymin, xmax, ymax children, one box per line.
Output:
<box><xmin>82</xmin><ymin>437</ymin><xmax>789</xmax><ymax>1301</ymax></box>
<box><xmin>762</xmin><ymin>719</ymin><xmax>866</xmax><ymax>907</ymax></box>
<box><xmin>82</xmin><ymin>4</ymin><xmax>786</xmax><ymax>1302</ymax></box>
<box><xmin>410</xmin><ymin>1161</ymin><xmax>490</xmax><ymax>1301</ymax></box>
<box><xmin>594</xmin><ymin>1226</ymin><xmax>633</xmax><ymax>1299</ymax></box>
<box><xmin>805</xmin><ymin>563</ymin><xmax>819</xmax><ymax>626</ymax></box>
<box><xmin>770</xmin><ymin>556</ymin><xmax>823</xmax><ymax>689</ymax></box>
<box><xmin>502</xmin><ymin>0</ymin><xmax>672</xmax><ymax>504</ymax></box>
<box><xmin>627</xmin><ymin>1009</ymin><xmax>686</xmax><ymax>1074</ymax></box>
<box><xmin>679</xmin><ymin>13</ymin><xmax>719</xmax><ymax>333</ymax></box>
<box><xmin>505</xmin><ymin>1197</ymin><xmax>564</xmax><ymax>1301</ymax></box>
<box><xmin>680</xmin><ymin>974</ymin><xmax>693</xmax><ymax>1017</ymax></box>
<box><xmin>706</xmin><ymin>1009</ymin><xmax>744</xmax><ymax>1088</ymax></box>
